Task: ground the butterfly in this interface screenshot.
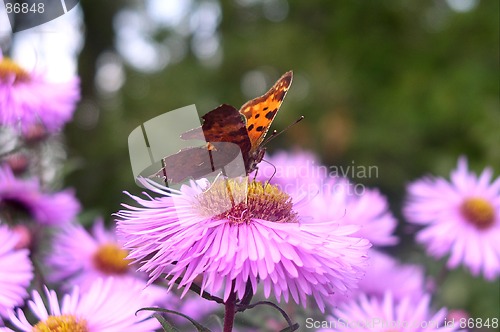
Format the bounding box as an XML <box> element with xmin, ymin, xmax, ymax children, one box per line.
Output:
<box><xmin>154</xmin><ymin>71</ymin><xmax>293</xmax><ymax>184</ymax></box>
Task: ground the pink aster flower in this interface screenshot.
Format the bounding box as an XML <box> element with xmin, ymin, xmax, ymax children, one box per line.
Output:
<box><xmin>4</xmin><ymin>278</ymin><xmax>158</xmax><ymax>332</ymax></box>
<box><xmin>116</xmin><ymin>177</ymin><xmax>370</xmax><ymax>312</ymax></box>
<box><xmin>46</xmin><ymin>219</ymin><xmax>138</xmax><ymax>288</ymax></box>
<box><xmin>330</xmin><ymin>250</ymin><xmax>426</xmax><ymax>305</ymax></box>
<box><xmin>0</xmin><ymin>166</ymin><xmax>80</xmax><ymax>225</ymax></box>
<box><xmin>253</xmin><ymin>150</ymin><xmax>327</xmax><ymax>194</ymax></box>
<box><xmin>318</xmin><ymin>292</ymin><xmax>460</xmax><ymax>331</ymax></box>
<box><xmin>255</xmin><ymin>151</ymin><xmax>398</xmax><ymax>246</ymax></box>
<box><xmin>45</xmin><ymin>219</ymin><xmax>171</xmax><ymax>306</ymax></box>
<box><xmin>295</xmin><ymin>177</ymin><xmax>398</xmax><ymax>247</ymax></box>
<box><xmin>0</xmin><ymin>53</ymin><xmax>79</xmax><ymax>132</ymax></box>
<box><xmin>358</xmin><ymin>250</ymin><xmax>426</xmax><ymax>301</ymax></box>
<box><xmin>404</xmin><ymin>157</ymin><xmax>500</xmax><ymax>280</ymax></box>
<box><xmin>0</xmin><ymin>224</ymin><xmax>33</xmax><ymax>318</ymax></box>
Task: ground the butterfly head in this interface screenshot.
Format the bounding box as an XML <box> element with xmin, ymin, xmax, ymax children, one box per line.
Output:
<box><xmin>246</xmin><ymin>146</ymin><xmax>266</xmax><ymax>174</ymax></box>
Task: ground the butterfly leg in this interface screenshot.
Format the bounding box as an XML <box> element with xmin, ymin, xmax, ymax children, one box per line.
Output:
<box><xmin>160</xmin><ymin>159</ymin><xmax>170</xmax><ymax>188</ymax></box>
<box><xmin>252</xmin><ymin>166</ymin><xmax>259</xmax><ymax>182</ymax></box>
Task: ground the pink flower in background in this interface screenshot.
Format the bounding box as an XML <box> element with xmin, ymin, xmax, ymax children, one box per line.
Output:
<box><xmin>404</xmin><ymin>157</ymin><xmax>500</xmax><ymax>280</ymax></box>
<box><xmin>295</xmin><ymin>177</ymin><xmax>398</xmax><ymax>247</ymax></box>
<box><xmin>330</xmin><ymin>250</ymin><xmax>426</xmax><ymax>305</ymax></box>
<box><xmin>253</xmin><ymin>150</ymin><xmax>326</xmax><ymax>194</ymax></box>
<box><xmin>256</xmin><ymin>151</ymin><xmax>398</xmax><ymax>246</ymax></box>
<box><xmin>319</xmin><ymin>292</ymin><xmax>460</xmax><ymax>332</ymax></box>
<box><xmin>358</xmin><ymin>250</ymin><xmax>426</xmax><ymax>301</ymax></box>
<box><xmin>45</xmin><ymin>219</ymin><xmax>171</xmax><ymax>306</ymax></box>
<box><xmin>4</xmin><ymin>278</ymin><xmax>158</xmax><ymax>332</ymax></box>
<box><xmin>46</xmin><ymin>219</ymin><xmax>136</xmax><ymax>287</ymax></box>
<box><xmin>0</xmin><ymin>166</ymin><xmax>80</xmax><ymax>225</ymax></box>
<box><xmin>0</xmin><ymin>53</ymin><xmax>79</xmax><ymax>132</ymax></box>
<box><xmin>0</xmin><ymin>224</ymin><xmax>33</xmax><ymax>318</ymax></box>
<box><xmin>116</xmin><ymin>178</ymin><xmax>370</xmax><ymax>312</ymax></box>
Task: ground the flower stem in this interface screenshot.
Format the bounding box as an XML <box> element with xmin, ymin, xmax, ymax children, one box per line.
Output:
<box><xmin>223</xmin><ymin>290</ymin><xmax>236</xmax><ymax>332</ymax></box>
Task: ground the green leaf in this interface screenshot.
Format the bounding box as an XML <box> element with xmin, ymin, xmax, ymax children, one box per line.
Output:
<box><xmin>279</xmin><ymin>323</ymin><xmax>300</xmax><ymax>332</ymax></box>
<box><xmin>152</xmin><ymin>313</ymin><xmax>180</xmax><ymax>332</ymax></box>
<box><xmin>138</xmin><ymin>307</ymin><xmax>212</xmax><ymax>332</ymax></box>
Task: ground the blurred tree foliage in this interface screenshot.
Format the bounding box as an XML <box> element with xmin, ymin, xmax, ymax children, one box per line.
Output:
<box><xmin>68</xmin><ymin>0</ymin><xmax>498</xmax><ymax>214</ymax></box>
<box><xmin>65</xmin><ymin>0</ymin><xmax>498</xmax><ymax>318</ymax></box>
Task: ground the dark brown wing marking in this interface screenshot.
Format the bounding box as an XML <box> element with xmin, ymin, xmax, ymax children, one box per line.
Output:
<box><xmin>181</xmin><ymin>104</ymin><xmax>252</xmax><ymax>157</ymax></box>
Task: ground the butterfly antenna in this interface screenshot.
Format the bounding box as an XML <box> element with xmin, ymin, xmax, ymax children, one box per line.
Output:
<box><xmin>259</xmin><ymin>159</ymin><xmax>277</xmax><ymax>189</ymax></box>
<box><xmin>262</xmin><ymin>116</ymin><xmax>304</xmax><ymax>147</ymax></box>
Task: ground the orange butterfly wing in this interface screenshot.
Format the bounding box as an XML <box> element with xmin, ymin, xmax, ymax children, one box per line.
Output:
<box><xmin>239</xmin><ymin>71</ymin><xmax>293</xmax><ymax>153</ymax></box>
<box><xmin>153</xmin><ymin>71</ymin><xmax>293</xmax><ymax>183</ymax></box>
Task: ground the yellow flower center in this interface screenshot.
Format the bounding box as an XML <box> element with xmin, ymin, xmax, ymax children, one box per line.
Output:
<box><xmin>92</xmin><ymin>243</ymin><xmax>131</xmax><ymax>275</ymax></box>
<box><xmin>0</xmin><ymin>57</ymin><xmax>30</xmax><ymax>83</ymax></box>
<box><xmin>460</xmin><ymin>197</ymin><xmax>495</xmax><ymax>230</ymax></box>
<box><xmin>196</xmin><ymin>179</ymin><xmax>297</xmax><ymax>224</ymax></box>
<box><xmin>33</xmin><ymin>315</ymin><xmax>88</xmax><ymax>332</ymax></box>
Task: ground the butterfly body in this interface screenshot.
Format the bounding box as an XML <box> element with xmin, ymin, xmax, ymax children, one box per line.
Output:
<box><xmin>156</xmin><ymin>71</ymin><xmax>293</xmax><ymax>184</ymax></box>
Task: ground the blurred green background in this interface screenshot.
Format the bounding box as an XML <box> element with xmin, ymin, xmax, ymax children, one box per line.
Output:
<box><xmin>64</xmin><ymin>0</ymin><xmax>498</xmax><ymax>322</ymax></box>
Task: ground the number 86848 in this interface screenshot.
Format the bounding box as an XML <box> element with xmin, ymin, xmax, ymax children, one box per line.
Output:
<box><xmin>5</xmin><ymin>2</ymin><xmax>45</xmax><ymax>14</ymax></box>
